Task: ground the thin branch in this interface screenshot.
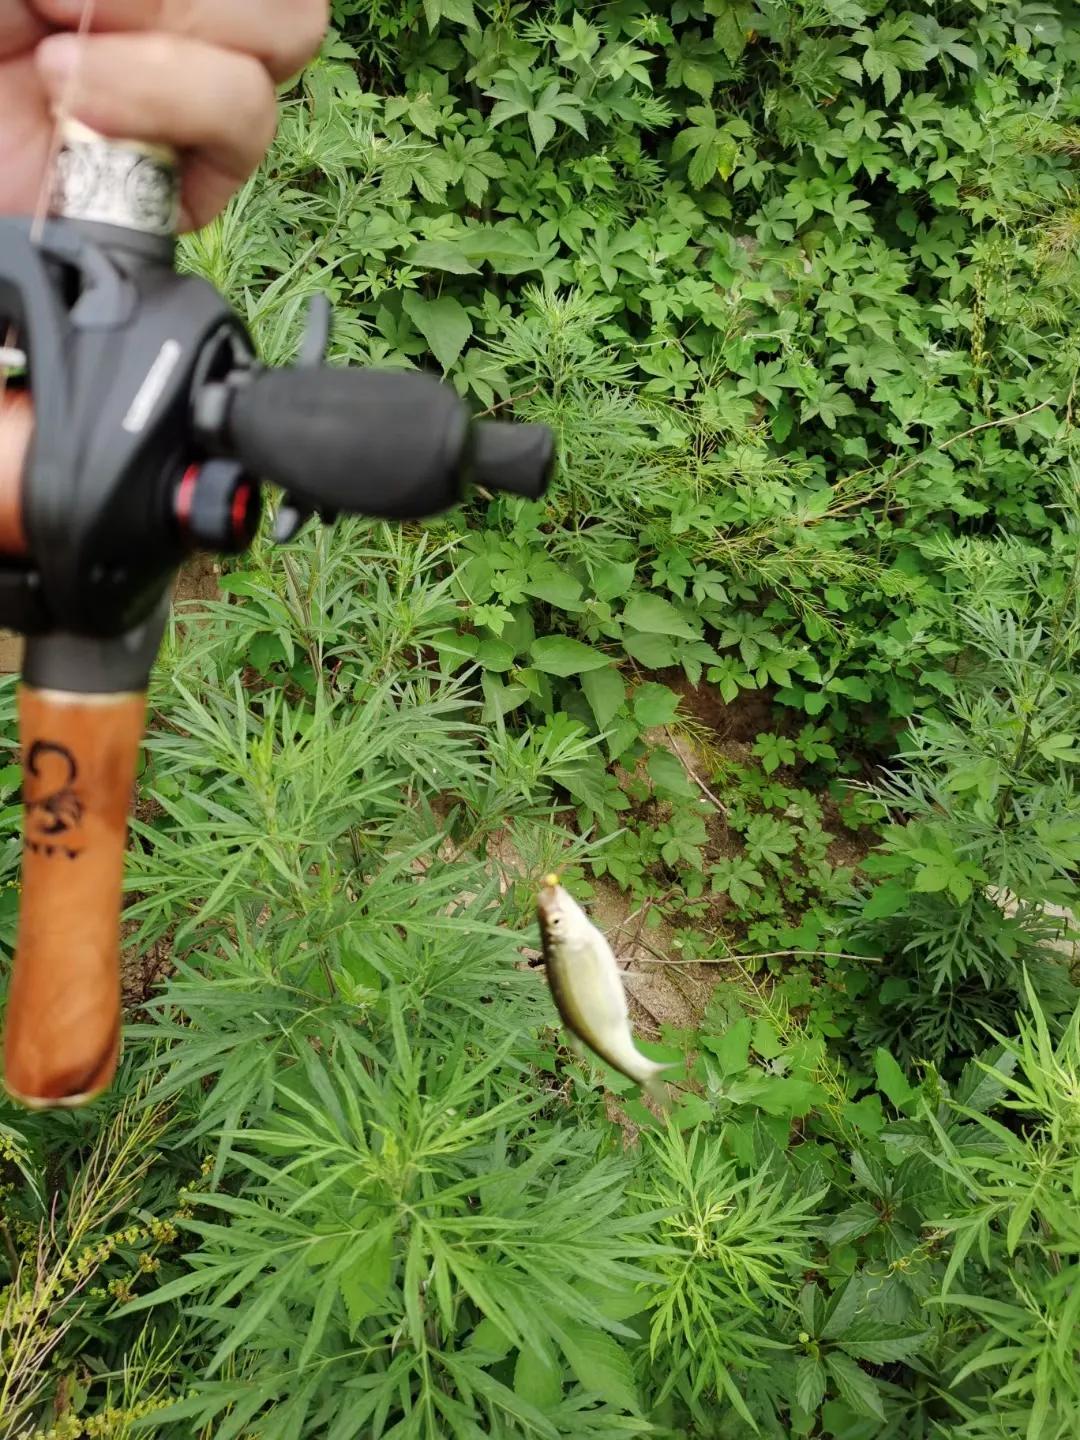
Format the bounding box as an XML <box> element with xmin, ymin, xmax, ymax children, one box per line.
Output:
<box><xmin>874</xmin><ymin>400</ymin><xmax>1056</xmax><ymax>496</ymax></box>
<box><xmin>662</xmin><ymin>727</ymin><xmax>730</xmax><ymax>817</ymax></box>
<box><xmin>474</xmin><ymin>383</ymin><xmax>542</xmax><ymax>421</ymax></box>
<box><xmin>629</xmin><ymin>948</ymin><xmax>882</xmax><ymax>966</ymax></box>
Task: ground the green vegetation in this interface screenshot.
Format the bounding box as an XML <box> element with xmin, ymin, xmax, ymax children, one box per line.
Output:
<box><xmin>3</xmin><ymin>1</ymin><xmax>1080</xmax><ymax>1435</ymax></box>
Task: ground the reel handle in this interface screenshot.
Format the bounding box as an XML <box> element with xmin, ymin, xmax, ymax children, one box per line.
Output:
<box><xmin>220</xmin><ymin>368</ymin><xmax>554</xmax><ymax>519</ymax></box>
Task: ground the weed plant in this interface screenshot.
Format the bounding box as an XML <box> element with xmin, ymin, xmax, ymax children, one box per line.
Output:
<box><xmin>3</xmin><ymin>1</ymin><xmax>1080</xmax><ymax>1435</ymax></box>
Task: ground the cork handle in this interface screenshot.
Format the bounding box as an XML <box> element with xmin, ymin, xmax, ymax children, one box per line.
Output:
<box><xmin>3</xmin><ymin>687</ymin><xmax>146</xmax><ymax>1108</ymax></box>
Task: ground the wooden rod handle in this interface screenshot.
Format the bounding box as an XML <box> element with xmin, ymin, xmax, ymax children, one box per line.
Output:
<box><xmin>3</xmin><ymin>687</ymin><xmax>146</xmax><ymax>1109</ymax></box>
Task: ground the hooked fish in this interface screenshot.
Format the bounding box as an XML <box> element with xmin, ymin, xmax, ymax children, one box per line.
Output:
<box><xmin>537</xmin><ymin>875</ymin><xmax>673</xmax><ymax>1104</ymax></box>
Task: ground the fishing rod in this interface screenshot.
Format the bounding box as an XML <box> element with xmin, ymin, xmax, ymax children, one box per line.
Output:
<box><xmin>0</xmin><ymin>122</ymin><xmax>553</xmax><ymax>1110</ymax></box>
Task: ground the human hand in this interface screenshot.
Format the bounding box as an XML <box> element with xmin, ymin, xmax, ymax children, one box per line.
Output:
<box><xmin>0</xmin><ymin>0</ymin><xmax>328</xmax><ymax>230</ymax></box>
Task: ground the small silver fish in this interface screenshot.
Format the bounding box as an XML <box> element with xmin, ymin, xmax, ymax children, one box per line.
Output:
<box><xmin>537</xmin><ymin>875</ymin><xmax>672</xmax><ymax>1104</ymax></box>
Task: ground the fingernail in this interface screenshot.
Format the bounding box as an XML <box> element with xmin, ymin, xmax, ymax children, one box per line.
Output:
<box><xmin>37</xmin><ymin>34</ymin><xmax>81</xmax><ymax>89</ymax></box>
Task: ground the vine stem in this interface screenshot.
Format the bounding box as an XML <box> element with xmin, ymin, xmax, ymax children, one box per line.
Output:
<box><xmin>828</xmin><ymin>397</ymin><xmax>1059</xmax><ymax>518</ymax></box>
<box><xmin>628</xmin><ymin>949</ymin><xmax>882</xmax><ymax>967</ymax></box>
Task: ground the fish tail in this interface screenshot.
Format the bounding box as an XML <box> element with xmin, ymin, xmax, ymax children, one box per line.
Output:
<box><xmin>640</xmin><ymin>1062</ymin><xmax>676</xmax><ymax>1111</ymax></box>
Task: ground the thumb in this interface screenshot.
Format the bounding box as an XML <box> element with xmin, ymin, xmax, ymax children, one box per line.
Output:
<box><xmin>0</xmin><ymin>391</ymin><xmax>31</xmax><ymax>557</ymax></box>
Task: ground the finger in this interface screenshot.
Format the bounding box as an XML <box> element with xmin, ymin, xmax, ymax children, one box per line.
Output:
<box><xmin>0</xmin><ymin>4</ymin><xmax>45</xmax><ymax>58</ymax></box>
<box><xmin>32</xmin><ymin>0</ymin><xmax>327</xmax><ymax>82</ymax></box>
<box><xmin>37</xmin><ymin>32</ymin><xmax>277</xmax><ymax>229</ymax></box>
<box><xmin>0</xmin><ymin>391</ymin><xmax>32</xmax><ymax>557</ymax></box>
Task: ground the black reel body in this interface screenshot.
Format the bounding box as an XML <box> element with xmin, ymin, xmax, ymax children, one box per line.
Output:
<box><xmin>0</xmin><ymin>215</ymin><xmax>554</xmax><ymax>689</ymax></box>
<box><xmin>0</xmin><ymin>219</ymin><xmax>247</xmax><ymax>645</ymax></box>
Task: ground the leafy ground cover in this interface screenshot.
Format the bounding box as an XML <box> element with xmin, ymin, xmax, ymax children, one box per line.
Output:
<box><xmin>3</xmin><ymin>1</ymin><xmax>1080</xmax><ymax>1436</ymax></box>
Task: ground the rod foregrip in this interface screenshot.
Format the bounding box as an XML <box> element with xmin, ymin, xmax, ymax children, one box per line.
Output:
<box><xmin>3</xmin><ymin>687</ymin><xmax>146</xmax><ymax>1108</ymax></box>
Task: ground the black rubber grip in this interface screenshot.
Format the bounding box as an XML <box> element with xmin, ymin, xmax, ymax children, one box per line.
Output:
<box><xmin>471</xmin><ymin>422</ymin><xmax>555</xmax><ymax>500</ymax></box>
<box><xmin>226</xmin><ymin>368</ymin><xmax>470</xmax><ymax>520</ymax></box>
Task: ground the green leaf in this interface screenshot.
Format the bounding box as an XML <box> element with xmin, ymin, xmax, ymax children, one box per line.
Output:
<box><xmin>339</xmin><ymin>1225</ymin><xmax>393</xmax><ymax>1332</ymax></box>
<box><xmin>622</xmin><ymin>631</ymin><xmax>680</xmax><ymax>668</ymax></box>
<box><xmin>822</xmin><ymin>1202</ymin><xmax>880</xmax><ymax>1245</ymax></box>
<box><xmin>432</xmin><ymin>629</ymin><xmax>479</xmax><ymax>661</ymax></box>
<box><xmin>647</xmin><ymin>748</ymin><xmax>698</xmax><ymax>798</ymax></box>
<box><xmin>825</xmin><ymin>1352</ymin><xmax>885</xmax><ymax>1421</ymax></box>
<box><xmin>581</xmin><ymin>666</ymin><xmax>625</xmax><ymax>729</ymax></box>
<box><xmin>486</xmin><ymin>72</ymin><xmax>588</xmax><ymax>156</ymax></box>
<box><xmin>752</xmin><ymin>1016</ymin><xmax>785</xmax><ymax>1060</ymax></box>
<box><xmin>475</xmin><ymin>636</ymin><xmax>517</xmax><ymax>672</ymax></box>
<box><xmin>1037</xmin><ymin>732</ymin><xmax>1080</xmax><ymax>764</ymax></box>
<box><xmin>402</xmin><ymin>293</ymin><xmax>472</xmax><ymax>371</ymax></box>
<box><xmin>482</xmin><ymin>676</ymin><xmax>530</xmax><ymax>720</ymax></box>
<box><xmin>633</xmin><ymin>683</ymin><xmax>680</xmax><ymax>728</ymax></box>
<box><xmin>796</xmin><ymin>1354</ymin><xmax>827</xmax><ymax>1415</ymax></box>
<box><xmin>912</xmin><ymin>864</ymin><xmax>952</xmax><ymax>893</ymax></box>
<box><xmin>842</xmin><ymin>1331</ymin><xmax>931</xmax><ymax>1364</ymax></box>
<box><xmin>593</xmin><ymin>560</ymin><xmax>637</xmax><ymax>601</ymax></box>
<box><xmin>828</xmin><ymin>675</ymin><xmax>873</xmax><ymax>702</ymax></box>
<box><xmin>874</xmin><ymin>1048</ymin><xmax>915</xmax><ymax>1108</ymax></box>
<box><xmin>861</xmin><ymin>880</ymin><xmax>909</xmax><ymax>920</ymax></box>
<box><xmin>424</xmin><ymin>0</ymin><xmax>477</xmax><ymax>27</ymax></box>
<box><xmin>530</xmin><ymin>636</ymin><xmax>612</xmax><ymax>676</ymax></box>
<box><xmin>471</xmin><ymin>1317</ymin><xmax>514</xmax><ymax>1359</ymax></box>
<box><xmin>559</xmin><ymin>1322</ymin><xmax>639</xmax><ymax>1413</ymax></box>
<box><xmin>522</xmin><ymin>567</ymin><xmax>584</xmax><ymax>611</ymax></box>
<box><xmin>708</xmin><ymin>1</ymin><xmax>751</xmax><ymax>63</ymax></box>
<box><xmin>707</xmin><ymin>1017</ymin><xmax>753</xmax><ymax>1075</ymax></box>
<box><xmin>1005</xmin><ymin>1186</ymin><xmax>1037</xmax><ymax>1254</ymax></box>
<box><xmin>404</xmin><ymin>239</ymin><xmax>481</xmax><ymax>275</ymax></box>
<box><xmin>622</xmin><ymin>593</ymin><xmax>700</xmax><ymax>639</ymax></box>
<box><xmin>514</xmin><ymin>1340</ymin><xmax>563</xmax><ymax>1411</ymax></box>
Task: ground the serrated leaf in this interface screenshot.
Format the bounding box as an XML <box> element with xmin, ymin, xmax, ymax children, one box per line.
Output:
<box><xmin>432</xmin><ymin>628</ymin><xmax>479</xmax><ymax>660</ymax></box>
<box><xmin>706</xmin><ymin>1016</ymin><xmax>752</xmax><ymax>1075</ymax></box>
<box><xmin>1005</xmin><ymin>1186</ymin><xmax>1037</xmax><ymax>1254</ymax></box>
<box><xmin>559</xmin><ymin>1323</ymin><xmax>639</xmax><ymax>1413</ymax></box>
<box><xmin>424</xmin><ymin>0</ymin><xmax>477</xmax><ymax>28</ymax></box>
<box><xmin>821</xmin><ymin>1202</ymin><xmax>880</xmax><ymax>1245</ymax></box>
<box><xmin>481</xmin><ymin>674</ymin><xmax>529</xmax><ymax>720</ymax></box>
<box><xmin>514</xmin><ymin>1340</ymin><xmax>563</xmax><ymax>1410</ymax></box>
<box><xmin>825</xmin><ymin>1352</ymin><xmax>885</xmax><ymax>1421</ymax></box>
<box><xmin>710</xmin><ymin>2</ymin><xmax>751</xmax><ymax>63</ymax></box>
<box><xmin>796</xmin><ymin>1354</ymin><xmax>826</xmax><ymax>1414</ymax></box>
<box><xmin>1037</xmin><ymin>731</ymin><xmax>1080</xmax><ymax>763</ymax></box>
<box><xmin>471</xmin><ymin>1317</ymin><xmax>514</xmax><ymax>1359</ymax></box>
<box><xmin>842</xmin><ymin>1330</ymin><xmax>931</xmax><ymax>1364</ymax></box>
<box><xmin>955</xmin><ymin>1050</ymin><xmax>1018</xmax><ymax>1114</ymax></box>
<box><xmin>339</xmin><ymin>1224</ymin><xmax>393</xmax><ymax>1333</ymax></box>
<box><xmin>822</xmin><ymin>1276</ymin><xmax>865</xmax><ymax>1341</ymax></box>
<box><xmin>912</xmin><ymin>864</ymin><xmax>951</xmax><ymax>893</ymax></box>
<box><xmin>747</xmin><ymin>1019</ymin><xmax>782</xmax><ymax>1063</ymax></box>
<box><xmin>530</xmin><ymin>636</ymin><xmax>611</xmax><ymax>676</ymax></box>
